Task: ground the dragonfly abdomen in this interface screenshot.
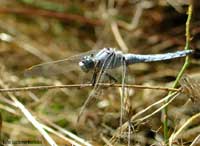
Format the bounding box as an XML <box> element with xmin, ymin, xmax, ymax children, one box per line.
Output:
<box><xmin>124</xmin><ymin>50</ymin><xmax>194</xmax><ymax>65</ymax></box>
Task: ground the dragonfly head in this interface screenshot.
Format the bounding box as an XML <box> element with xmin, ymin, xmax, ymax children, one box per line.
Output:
<box><xmin>79</xmin><ymin>56</ymin><xmax>95</xmax><ymax>72</ymax></box>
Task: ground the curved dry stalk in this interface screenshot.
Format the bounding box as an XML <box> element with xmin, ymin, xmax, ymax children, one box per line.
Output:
<box><xmin>131</xmin><ymin>91</ymin><xmax>180</xmax><ymax>122</ymax></box>
<box><xmin>135</xmin><ymin>91</ymin><xmax>180</xmax><ymax>123</ymax></box>
<box><xmin>117</xmin><ymin>0</ymin><xmax>145</xmax><ymax>30</ymax></box>
<box><xmin>169</xmin><ymin>112</ymin><xmax>200</xmax><ymax>146</ymax></box>
<box><xmin>190</xmin><ymin>134</ymin><xmax>200</xmax><ymax>146</ymax></box>
<box><xmin>111</xmin><ymin>21</ymin><xmax>129</xmax><ymax>53</ymax></box>
<box><xmin>109</xmin><ymin>91</ymin><xmax>180</xmax><ymax>144</ymax></box>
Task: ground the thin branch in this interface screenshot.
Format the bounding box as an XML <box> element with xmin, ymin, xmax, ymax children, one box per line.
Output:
<box><xmin>0</xmin><ymin>83</ymin><xmax>180</xmax><ymax>93</ymax></box>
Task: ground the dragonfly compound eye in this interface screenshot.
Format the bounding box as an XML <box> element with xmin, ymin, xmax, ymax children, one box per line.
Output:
<box><xmin>79</xmin><ymin>58</ymin><xmax>95</xmax><ymax>72</ymax></box>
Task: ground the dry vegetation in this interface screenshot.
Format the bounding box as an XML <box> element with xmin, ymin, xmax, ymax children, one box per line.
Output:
<box><xmin>0</xmin><ymin>0</ymin><xmax>199</xmax><ymax>146</ymax></box>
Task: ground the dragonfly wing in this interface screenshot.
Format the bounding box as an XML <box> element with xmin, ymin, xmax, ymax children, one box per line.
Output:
<box><xmin>24</xmin><ymin>49</ymin><xmax>98</xmax><ymax>77</ymax></box>
<box><xmin>77</xmin><ymin>85</ymin><xmax>102</xmax><ymax>122</ymax></box>
<box><xmin>25</xmin><ymin>59</ymin><xmax>79</xmax><ymax>77</ymax></box>
<box><xmin>77</xmin><ymin>51</ymin><xmax>119</xmax><ymax>120</ymax></box>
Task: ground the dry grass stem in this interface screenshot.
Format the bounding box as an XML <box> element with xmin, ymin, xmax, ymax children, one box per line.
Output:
<box><xmin>111</xmin><ymin>21</ymin><xmax>129</xmax><ymax>52</ymax></box>
<box><xmin>0</xmin><ymin>80</ymin><xmax>58</xmax><ymax>146</ymax></box>
<box><xmin>41</xmin><ymin>124</ymin><xmax>83</xmax><ymax>146</ymax></box>
<box><xmin>169</xmin><ymin>112</ymin><xmax>200</xmax><ymax>146</ymax></box>
<box><xmin>41</xmin><ymin>118</ymin><xmax>93</xmax><ymax>146</ymax></box>
<box><xmin>109</xmin><ymin>91</ymin><xmax>180</xmax><ymax>144</ymax></box>
<box><xmin>190</xmin><ymin>134</ymin><xmax>200</xmax><ymax>146</ymax></box>
<box><xmin>135</xmin><ymin>92</ymin><xmax>180</xmax><ymax>123</ymax></box>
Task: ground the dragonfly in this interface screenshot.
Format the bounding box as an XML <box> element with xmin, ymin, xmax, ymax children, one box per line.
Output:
<box><xmin>25</xmin><ymin>48</ymin><xmax>196</xmax><ymax>121</ymax></box>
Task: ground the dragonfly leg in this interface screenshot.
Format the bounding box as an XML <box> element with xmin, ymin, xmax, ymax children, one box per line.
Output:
<box><xmin>91</xmin><ymin>69</ymin><xmax>118</xmax><ymax>86</ymax></box>
<box><xmin>91</xmin><ymin>72</ymin><xmax>97</xmax><ymax>86</ymax></box>
<box><xmin>105</xmin><ymin>73</ymin><xmax>118</xmax><ymax>83</ymax></box>
<box><xmin>91</xmin><ymin>61</ymin><xmax>101</xmax><ymax>86</ymax></box>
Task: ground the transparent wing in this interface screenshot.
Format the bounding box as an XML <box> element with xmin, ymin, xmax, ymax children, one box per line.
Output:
<box><xmin>78</xmin><ymin>52</ymin><xmax>121</xmax><ymax>121</ymax></box>
<box><xmin>24</xmin><ymin>49</ymin><xmax>98</xmax><ymax>77</ymax></box>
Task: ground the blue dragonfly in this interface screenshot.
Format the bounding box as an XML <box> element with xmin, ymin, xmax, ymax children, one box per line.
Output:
<box><xmin>25</xmin><ymin>48</ymin><xmax>196</xmax><ymax>121</ymax></box>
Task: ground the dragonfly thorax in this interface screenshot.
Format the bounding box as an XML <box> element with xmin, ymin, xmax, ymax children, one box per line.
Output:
<box><xmin>79</xmin><ymin>56</ymin><xmax>95</xmax><ymax>72</ymax></box>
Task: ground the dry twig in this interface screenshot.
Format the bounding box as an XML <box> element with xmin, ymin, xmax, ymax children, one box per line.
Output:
<box><xmin>0</xmin><ymin>83</ymin><xmax>179</xmax><ymax>93</ymax></box>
